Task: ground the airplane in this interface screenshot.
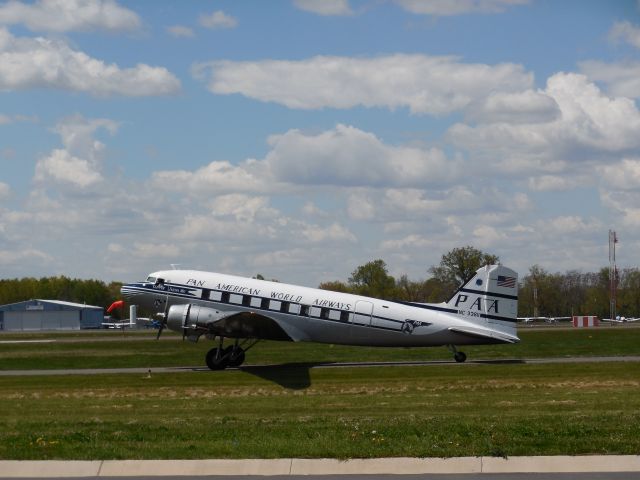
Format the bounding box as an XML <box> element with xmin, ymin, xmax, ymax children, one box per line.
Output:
<box><xmin>101</xmin><ymin>317</ymin><xmax>155</xmax><ymax>329</ymax></box>
<box><xmin>101</xmin><ymin>300</ymin><xmax>153</xmax><ymax>329</ymax></box>
<box><xmin>518</xmin><ymin>316</ymin><xmax>571</xmax><ymax>324</ymax></box>
<box><xmin>602</xmin><ymin>316</ymin><xmax>640</xmax><ymax>323</ymax></box>
<box><xmin>120</xmin><ymin>264</ymin><xmax>520</xmax><ymax>370</ymax></box>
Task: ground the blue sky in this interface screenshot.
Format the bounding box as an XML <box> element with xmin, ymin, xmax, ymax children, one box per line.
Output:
<box><xmin>1</xmin><ymin>0</ymin><xmax>640</xmax><ymax>287</ymax></box>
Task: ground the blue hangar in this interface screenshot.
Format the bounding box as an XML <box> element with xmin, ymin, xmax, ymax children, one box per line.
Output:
<box><xmin>0</xmin><ymin>300</ymin><xmax>103</xmax><ymax>331</ymax></box>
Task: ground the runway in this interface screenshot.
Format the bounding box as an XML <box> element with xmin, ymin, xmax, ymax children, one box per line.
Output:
<box><xmin>1</xmin><ymin>355</ymin><xmax>639</xmax><ymax>376</ymax></box>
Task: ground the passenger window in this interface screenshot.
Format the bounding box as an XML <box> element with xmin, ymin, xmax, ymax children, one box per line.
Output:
<box><xmin>229</xmin><ymin>294</ymin><xmax>243</xmax><ymax>305</ymax></box>
<box><xmin>250</xmin><ymin>297</ymin><xmax>262</xmax><ymax>308</ymax></box>
<box><xmin>309</xmin><ymin>306</ymin><xmax>321</xmax><ymax>318</ymax></box>
<box><xmin>289</xmin><ymin>304</ymin><xmax>301</xmax><ymax>315</ymax></box>
<box><xmin>269</xmin><ymin>300</ymin><xmax>281</xmax><ymax>311</ymax></box>
<box><xmin>209</xmin><ymin>291</ymin><xmax>222</xmax><ymax>301</ymax></box>
<box><xmin>328</xmin><ymin>310</ymin><xmax>341</xmax><ymax>321</ymax></box>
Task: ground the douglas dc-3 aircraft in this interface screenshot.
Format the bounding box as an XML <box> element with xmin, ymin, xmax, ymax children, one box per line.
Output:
<box><xmin>120</xmin><ymin>264</ymin><xmax>519</xmax><ymax>370</ymax></box>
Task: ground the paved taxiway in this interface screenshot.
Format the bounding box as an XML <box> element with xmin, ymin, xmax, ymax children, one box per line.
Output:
<box><xmin>0</xmin><ymin>355</ymin><xmax>639</xmax><ymax>376</ymax></box>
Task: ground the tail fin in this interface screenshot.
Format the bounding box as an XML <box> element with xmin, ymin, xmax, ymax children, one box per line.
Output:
<box><xmin>446</xmin><ymin>264</ymin><xmax>519</xmax><ymax>342</ymax></box>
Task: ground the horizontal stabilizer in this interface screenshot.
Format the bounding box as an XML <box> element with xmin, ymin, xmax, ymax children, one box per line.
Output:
<box><xmin>448</xmin><ymin>326</ymin><xmax>520</xmax><ymax>344</ymax></box>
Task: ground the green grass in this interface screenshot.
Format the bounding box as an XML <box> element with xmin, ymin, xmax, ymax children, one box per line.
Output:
<box><xmin>0</xmin><ymin>362</ymin><xmax>639</xmax><ymax>459</ymax></box>
<box><xmin>1</xmin><ymin>327</ymin><xmax>639</xmax><ymax>371</ymax></box>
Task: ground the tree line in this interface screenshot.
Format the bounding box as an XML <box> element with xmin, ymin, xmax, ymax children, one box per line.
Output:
<box><xmin>0</xmin><ymin>246</ymin><xmax>637</xmax><ymax>318</ymax></box>
<box><xmin>318</xmin><ymin>247</ymin><xmax>640</xmax><ymax>318</ymax></box>
<box><xmin>0</xmin><ymin>276</ymin><xmax>122</xmax><ymax>313</ymax></box>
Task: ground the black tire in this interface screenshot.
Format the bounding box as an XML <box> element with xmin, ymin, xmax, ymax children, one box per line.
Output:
<box><xmin>205</xmin><ymin>347</ymin><xmax>229</xmax><ymax>370</ymax></box>
<box><xmin>226</xmin><ymin>346</ymin><xmax>246</xmax><ymax>367</ymax></box>
<box><xmin>454</xmin><ymin>351</ymin><xmax>467</xmax><ymax>363</ymax></box>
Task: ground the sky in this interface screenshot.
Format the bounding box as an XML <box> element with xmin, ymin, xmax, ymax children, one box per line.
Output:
<box><xmin>1</xmin><ymin>0</ymin><xmax>640</xmax><ymax>287</ymax></box>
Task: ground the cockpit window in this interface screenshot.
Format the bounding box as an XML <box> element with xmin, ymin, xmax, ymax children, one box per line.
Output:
<box><xmin>146</xmin><ymin>276</ymin><xmax>156</xmax><ymax>283</ymax></box>
<box><xmin>155</xmin><ymin>278</ymin><xmax>165</xmax><ymax>287</ymax></box>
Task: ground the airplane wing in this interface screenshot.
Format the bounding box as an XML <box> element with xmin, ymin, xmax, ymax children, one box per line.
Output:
<box><xmin>448</xmin><ymin>326</ymin><xmax>520</xmax><ymax>344</ymax></box>
<box><xmin>209</xmin><ymin>311</ymin><xmax>294</xmax><ymax>341</ymax></box>
<box><xmin>102</xmin><ymin>321</ymin><xmax>135</xmax><ymax>329</ymax></box>
<box><xmin>168</xmin><ymin>305</ymin><xmax>294</xmax><ymax>341</ymax></box>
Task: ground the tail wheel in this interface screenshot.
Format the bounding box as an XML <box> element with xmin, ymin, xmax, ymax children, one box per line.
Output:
<box><xmin>454</xmin><ymin>351</ymin><xmax>467</xmax><ymax>363</ymax></box>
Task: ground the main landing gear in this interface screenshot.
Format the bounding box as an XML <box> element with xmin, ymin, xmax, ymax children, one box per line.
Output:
<box><xmin>204</xmin><ymin>337</ymin><xmax>258</xmax><ymax>370</ymax></box>
<box><xmin>447</xmin><ymin>344</ymin><xmax>467</xmax><ymax>363</ymax></box>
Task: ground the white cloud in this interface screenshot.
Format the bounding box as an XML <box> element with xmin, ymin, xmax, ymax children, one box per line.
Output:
<box><xmin>130</xmin><ymin>242</ymin><xmax>181</xmax><ymax>259</ymax></box>
<box><xmin>347</xmin><ymin>192</ymin><xmax>376</xmax><ymax>220</ymax></box>
<box><xmin>33</xmin><ymin>115</ymin><xmax>117</xmax><ymax>189</ymax></box>
<box><xmin>579</xmin><ymin>60</ymin><xmax>640</xmax><ymax>99</ymax></box>
<box><xmin>302</xmin><ymin>222</ymin><xmax>357</xmax><ymax>243</ymax></box>
<box><xmin>0</xmin><ymin>181</ymin><xmax>10</xmax><ymax>199</ymax></box>
<box><xmin>466</xmin><ymin>90</ymin><xmax>560</xmax><ymax>124</ymax></box>
<box><xmin>209</xmin><ymin>194</ymin><xmax>277</xmax><ymax>222</ymax></box>
<box><xmin>193</xmin><ymin>54</ymin><xmax>533</xmax><ymax>115</ymax></box>
<box><xmin>381</xmin><ymin>234</ymin><xmax>434</xmax><ymax>250</ymax></box>
<box><xmin>151</xmin><ymin>160</ymin><xmax>267</xmax><ymax>195</ymax></box>
<box><xmin>601</xmin><ymin>191</ymin><xmax>640</xmax><ymax>229</ymax></box>
<box><xmin>167</xmin><ymin>25</ymin><xmax>194</xmax><ymax>38</ymax></box>
<box><xmin>34</xmin><ymin>149</ymin><xmax>104</xmax><ymax>188</ymax></box>
<box><xmin>153</xmin><ymin>124</ymin><xmax>462</xmax><ymax>193</ymax></box>
<box><xmin>301</xmin><ymin>202</ymin><xmax>329</xmax><ymax>217</ymax></box>
<box><xmin>0</xmin><ymin>28</ymin><xmax>181</xmax><ymax>96</ymax></box>
<box><xmin>293</xmin><ymin>0</ymin><xmax>353</xmax><ymax>16</ymax></box>
<box><xmin>598</xmin><ymin>158</ymin><xmax>640</xmax><ymax>190</ymax></box>
<box><xmin>527</xmin><ymin>175</ymin><xmax>583</xmax><ymax>192</ymax></box>
<box><xmin>0</xmin><ymin>248</ymin><xmax>52</xmax><ymax>265</ymax></box>
<box><xmin>264</xmin><ymin>124</ymin><xmax>458</xmax><ymax>187</ymax></box>
<box><xmin>198</xmin><ymin>10</ymin><xmax>237</xmax><ymax>29</ymax></box>
<box><xmin>0</xmin><ymin>0</ymin><xmax>140</xmax><ymax>33</ymax></box>
<box><xmin>609</xmin><ymin>21</ymin><xmax>640</xmax><ymax>49</ymax></box>
<box><xmin>448</xmin><ymin>73</ymin><xmax>640</xmax><ymax>177</ymax></box>
<box><xmin>394</xmin><ymin>0</ymin><xmax>529</xmax><ymax>16</ymax></box>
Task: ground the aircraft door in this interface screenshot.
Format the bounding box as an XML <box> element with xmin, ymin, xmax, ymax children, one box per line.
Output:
<box><xmin>353</xmin><ymin>301</ymin><xmax>373</xmax><ymax>327</ymax></box>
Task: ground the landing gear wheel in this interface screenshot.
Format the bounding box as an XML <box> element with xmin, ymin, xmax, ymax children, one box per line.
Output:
<box><xmin>454</xmin><ymin>351</ymin><xmax>467</xmax><ymax>363</ymax></box>
<box><xmin>225</xmin><ymin>346</ymin><xmax>246</xmax><ymax>368</ymax></box>
<box><xmin>205</xmin><ymin>347</ymin><xmax>229</xmax><ymax>370</ymax></box>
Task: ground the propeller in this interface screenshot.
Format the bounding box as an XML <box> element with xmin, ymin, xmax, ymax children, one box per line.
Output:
<box><xmin>156</xmin><ymin>295</ymin><xmax>169</xmax><ymax>340</ymax></box>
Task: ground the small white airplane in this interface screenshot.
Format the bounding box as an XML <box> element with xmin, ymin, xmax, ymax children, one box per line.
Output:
<box><xmin>120</xmin><ymin>264</ymin><xmax>520</xmax><ymax>370</ymax></box>
<box><xmin>602</xmin><ymin>316</ymin><xmax>640</xmax><ymax>323</ymax></box>
<box><xmin>518</xmin><ymin>316</ymin><xmax>571</xmax><ymax>324</ymax></box>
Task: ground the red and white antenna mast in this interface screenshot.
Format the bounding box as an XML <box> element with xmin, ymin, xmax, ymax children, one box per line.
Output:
<box><xmin>609</xmin><ymin>230</ymin><xmax>618</xmax><ymax>321</ymax></box>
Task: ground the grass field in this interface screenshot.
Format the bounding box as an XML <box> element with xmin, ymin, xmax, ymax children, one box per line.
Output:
<box><xmin>0</xmin><ymin>327</ymin><xmax>639</xmax><ymax>460</ymax></box>
<box><xmin>1</xmin><ymin>326</ymin><xmax>639</xmax><ymax>371</ymax></box>
<box><xmin>0</xmin><ymin>363</ymin><xmax>639</xmax><ymax>459</ymax></box>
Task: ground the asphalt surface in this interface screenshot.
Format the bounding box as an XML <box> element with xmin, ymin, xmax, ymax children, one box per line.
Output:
<box><xmin>0</xmin><ymin>355</ymin><xmax>639</xmax><ymax>376</ymax></box>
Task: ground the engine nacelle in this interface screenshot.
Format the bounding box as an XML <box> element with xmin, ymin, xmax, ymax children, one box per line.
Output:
<box><xmin>166</xmin><ymin>304</ymin><xmax>224</xmax><ymax>334</ymax></box>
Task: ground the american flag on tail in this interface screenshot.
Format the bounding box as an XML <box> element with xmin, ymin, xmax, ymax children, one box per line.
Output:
<box><xmin>496</xmin><ymin>275</ymin><xmax>516</xmax><ymax>288</ymax></box>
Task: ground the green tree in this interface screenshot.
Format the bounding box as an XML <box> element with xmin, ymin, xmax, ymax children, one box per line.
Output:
<box><xmin>318</xmin><ymin>280</ymin><xmax>352</xmax><ymax>293</ymax></box>
<box><xmin>348</xmin><ymin>259</ymin><xmax>396</xmax><ymax>299</ymax></box>
<box><xmin>429</xmin><ymin>246</ymin><xmax>499</xmax><ymax>299</ymax></box>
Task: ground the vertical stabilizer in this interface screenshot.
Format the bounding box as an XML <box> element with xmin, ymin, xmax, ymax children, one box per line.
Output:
<box><xmin>446</xmin><ymin>265</ymin><xmax>519</xmax><ymax>340</ymax></box>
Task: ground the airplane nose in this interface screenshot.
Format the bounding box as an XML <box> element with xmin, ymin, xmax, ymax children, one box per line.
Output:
<box><xmin>120</xmin><ymin>283</ymin><xmax>141</xmax><ymax>303</ymax></box>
